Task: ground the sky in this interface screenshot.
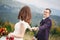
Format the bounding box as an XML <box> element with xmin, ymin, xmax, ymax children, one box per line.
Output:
<box><xmin>0</xmin><ymin>0</ymin><xmax>60</xmax><ymax>16</ymax></box>
<box><xmin>13</xmin><ymin>0</ymin><xmax>60</xmax><ymax>10</ymax></box>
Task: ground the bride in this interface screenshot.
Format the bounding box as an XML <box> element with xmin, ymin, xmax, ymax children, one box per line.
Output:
<box><xmin>8</xmin><ymin>6</ymin><xmax>32</xmax><ymax>40</ymax></box>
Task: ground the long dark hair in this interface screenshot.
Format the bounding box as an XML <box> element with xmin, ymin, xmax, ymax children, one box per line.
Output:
<box><xmin>18</xmin><ymin>6</ymin><xmax>32</xmax><ymax>24</ymax></box>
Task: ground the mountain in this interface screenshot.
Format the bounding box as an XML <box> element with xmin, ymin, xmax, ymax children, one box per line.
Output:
<box><xmin>50</xmin><ymin>8</ymin><xmax>60</xmax><ymax>17</ymax></box>
<box><xmin>0</xmin><ymin>11</ymin><xmax>60</xmax><ymax>26</ymax></box>
<box><xmin>0</xmin><ymin>0</ymin><xmax>60</xmax><ymax>26</ymax></box>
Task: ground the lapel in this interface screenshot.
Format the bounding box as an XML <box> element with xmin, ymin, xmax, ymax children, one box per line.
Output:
<box><xmin>40</xmin><ymin>17</ymin><xmax>49</xmax><ymax>26</ymax></box>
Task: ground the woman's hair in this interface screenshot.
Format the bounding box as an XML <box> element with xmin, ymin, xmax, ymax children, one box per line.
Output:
<box><xmin>18</xmin><ymin>6</ymin><xmax>31</xmax><ymax>24</ymax></box>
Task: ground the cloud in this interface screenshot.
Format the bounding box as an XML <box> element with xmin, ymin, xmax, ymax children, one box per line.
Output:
<box><xmin>13</xmin><ymin>0</ymin><xmax>60</xmax><ymax>10</ymax></box>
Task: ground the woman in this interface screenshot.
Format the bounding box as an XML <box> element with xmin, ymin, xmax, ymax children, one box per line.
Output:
<box><xmin>8</xmin><ymin>6</ymin><xmax>32</xmax><ymax>40</ymax></box>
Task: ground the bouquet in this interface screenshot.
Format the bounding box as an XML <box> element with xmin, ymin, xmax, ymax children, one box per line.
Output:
<box><xmin>6</xmin><ymin>36</ymin><xmax>14</xmax><ymax>40</ymax></box>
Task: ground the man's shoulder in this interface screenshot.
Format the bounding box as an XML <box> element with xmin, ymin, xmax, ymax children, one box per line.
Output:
<box><xmin>45</xmin><ymin>17</ymin><xmax>52</xmax><ymax>22</ymax></box>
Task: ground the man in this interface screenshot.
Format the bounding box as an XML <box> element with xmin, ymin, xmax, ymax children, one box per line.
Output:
<box><xmin>32</xmin><ymin>8</ymin><xmax>52</xmax><ymax>40</ymax></box>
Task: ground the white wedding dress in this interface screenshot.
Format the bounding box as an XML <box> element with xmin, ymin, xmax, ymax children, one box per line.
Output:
<box><xmin>8</xmin><ymin>20</ymin><xmax>31</xmax><ymax>40</ymax></box>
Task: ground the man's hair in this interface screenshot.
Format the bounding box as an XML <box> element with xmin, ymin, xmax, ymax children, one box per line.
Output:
<box><xmin>45</xmin><ymin>8</ymin><xmax>51</xmax><ymax>13</ymax></box>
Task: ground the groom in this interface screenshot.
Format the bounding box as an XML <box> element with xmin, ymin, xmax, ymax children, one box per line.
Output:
<box><xmin>32</xmin><ymin>8</ymin><xmax>52</xmax><ymax>40</ymax></box>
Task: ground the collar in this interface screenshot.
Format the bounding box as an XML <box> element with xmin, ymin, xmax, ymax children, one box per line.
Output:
<box><xmin>43</xmin><ymin>17</ymin><xmax>49</xmax><ymax>20</ymax></box>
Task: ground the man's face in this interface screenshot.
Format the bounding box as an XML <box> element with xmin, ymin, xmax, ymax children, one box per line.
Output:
<box><xmin>43</xmin><ymin>10</ymin><xmax>50</xmax><ymax>18</ymax></box>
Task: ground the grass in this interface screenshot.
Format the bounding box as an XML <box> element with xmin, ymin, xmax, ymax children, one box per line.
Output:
<box><xmin>49</xmin><ymin>35</ymin><xmax>60</xmax><ymax>40</ymax></box>
<box><xmin>24</xmin><ymin>32</ymin><xmax>34</xmax><ymax>40</ymax></box>
<box><xmin>24</xmin><ymin>32</ymin><xmax>60</xmax><ymax>40</ymax></box>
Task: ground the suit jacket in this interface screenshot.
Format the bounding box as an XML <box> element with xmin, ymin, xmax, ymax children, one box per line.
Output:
<box><xmin>35</xmin><ymin>17</ymin><xmax>52</xmax><ymax>40</ymax></box>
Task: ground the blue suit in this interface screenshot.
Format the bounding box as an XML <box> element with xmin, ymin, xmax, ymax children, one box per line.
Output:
<box><xmin>35</xmin><ymin>17</ymin><xmax>52</xmax><ymax>40</ymax></box>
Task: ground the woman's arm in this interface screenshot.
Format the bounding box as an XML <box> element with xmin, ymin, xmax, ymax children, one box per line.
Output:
<box><xmin>28</xmin><ymin>27</ymin><xmax>32</xmax><ymax>31</ymax></box>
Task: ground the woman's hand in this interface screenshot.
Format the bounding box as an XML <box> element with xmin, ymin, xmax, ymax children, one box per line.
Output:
<box><xmin>8</xmin><ymin>33</ymin><xmax>14</xmax><ymax>37</ymax></box>
<box><xmin>32</xmin><ymin>27</ymin><xmax>38</xmax><ymax>31</ymax></box>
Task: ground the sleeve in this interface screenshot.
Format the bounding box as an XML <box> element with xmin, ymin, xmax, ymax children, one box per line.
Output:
<box><xmin>39</xmin><ymin>20</ymin><xmax>52</xmax><ymax>30</ymax></box>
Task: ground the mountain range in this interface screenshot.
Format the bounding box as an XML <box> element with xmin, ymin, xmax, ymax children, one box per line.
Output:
<box><xmin>0</xmin><ymin>0</ymin><xmax>60</xmax><ymax>26</ymax></box>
